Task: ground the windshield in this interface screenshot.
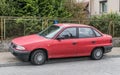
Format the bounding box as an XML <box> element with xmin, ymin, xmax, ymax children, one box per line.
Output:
<box><xmin>38</xmin><ymin>25</ymin><xmax>62</xmax><ymax>39</ymax></box>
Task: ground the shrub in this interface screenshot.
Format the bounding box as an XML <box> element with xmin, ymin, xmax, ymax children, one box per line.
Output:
<box><xmin>90</xmin><ymin>13</ymin><xmax>120</xmax><ymax>37</ymax></box>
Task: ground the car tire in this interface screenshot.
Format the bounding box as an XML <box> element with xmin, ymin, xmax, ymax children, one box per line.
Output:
<box><xmin>30</xmin><ymin>50</ymin><xmax>46</xmax><ymax>65</ymax></box>
<box><xmin>91</xmin><ymin>48</ymin><xmax>103</xmax><ymax>60</ymax></box>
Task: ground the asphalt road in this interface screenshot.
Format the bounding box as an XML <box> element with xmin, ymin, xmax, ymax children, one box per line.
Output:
<box><xmin>0</xmin><ymin>56</ymin><xmax>120</xmax><ymax>75</ymax></box>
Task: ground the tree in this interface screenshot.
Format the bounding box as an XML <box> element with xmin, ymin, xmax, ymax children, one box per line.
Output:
<box><xmin>4</xmin><ymin>0</ymin><xmax>71</xmax><ymax>18</ymax></box>
<box><xmin>38</xmin><ymin>0</ymin><xmax>71</xmax><ymax>18</ymax></box>
<box><xmin>65</xmin><ymin>0</ymin><xmax>88</xmax><ymax>20</ymax></box>
<box><xmin>0</xmin><ymin>0</ymin><xmax>13</xmax><ymax>16</ymax></box>
<box><xmin>7</xmin><ymin>0</ymin><xmax>39</xmax><ymax>16</ymax></box>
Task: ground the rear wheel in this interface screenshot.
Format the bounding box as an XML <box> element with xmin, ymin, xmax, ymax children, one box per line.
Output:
<box><xmin>30</xmin><ymin>50</ymin><xmax>46</xmax><ymax>65</ymax></box>
<box><xmin>91</xmin><ymin>48</ymin><xmax>103</xmax><ymax>60</ymax></box>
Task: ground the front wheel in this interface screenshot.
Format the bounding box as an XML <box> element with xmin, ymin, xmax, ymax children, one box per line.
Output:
<box><xmin>30</xmin><ymin>50</ymin><xmax>46</xmax><ymax>65</ymax></box>
<box><xmin>91</xmin><ymin>48</ymin><xmax>103</xmax><ymax>60</ymax></box>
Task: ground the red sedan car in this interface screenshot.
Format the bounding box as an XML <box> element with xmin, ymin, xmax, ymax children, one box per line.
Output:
<box><xmin>9</xmin><ymin>23</ymin><xmax>112</xmax><ymax>65</ymax></box>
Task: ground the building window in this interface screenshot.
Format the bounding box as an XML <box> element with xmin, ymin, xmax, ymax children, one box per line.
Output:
<box><xmin>100</xmin><ymin>1</ymin><xmax>107</xmax><ymax>13</ymax></box>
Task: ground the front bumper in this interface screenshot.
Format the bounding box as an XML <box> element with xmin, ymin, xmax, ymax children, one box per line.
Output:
<box><xmin>9</xmin><ymin>47</ymin><xmax>30</xmax><ymax>61</ymax></box>
<box><xmin>104</xmin><ymin>45</ymin><xmax>113</xmax><ymax>53</ymax></box>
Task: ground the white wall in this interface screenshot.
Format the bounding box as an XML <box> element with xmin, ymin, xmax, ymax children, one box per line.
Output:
<box><xmin>76</xmin><ymin>0</ymin><xmax>89</xmax><ymax>2</ymax></box>
<box><xmin>108</xmin><ymin>0</ymin><xmax>120</xmax><ymax>13</ymax></box>
<box><xmin>90</xmin><ymin>0</ymin><xmax>120</xmax><ymax>15</ymax></box>
<box><xmin>89</xmin><ymin>0</ymin><xmax>100</xmax><ymax>15</ymax></box>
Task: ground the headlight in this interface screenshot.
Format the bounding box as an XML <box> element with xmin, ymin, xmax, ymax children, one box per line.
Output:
<box><xmin>15</xmin><ymin>45</ymin><xmax>25</xmax><ymax>50</ymax></box>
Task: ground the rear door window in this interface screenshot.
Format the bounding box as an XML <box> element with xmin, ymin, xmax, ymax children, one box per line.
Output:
<box><xmin>79</xmin><ymin>27</ymin><xmax>96</xmax><ymax>38</ymax></box>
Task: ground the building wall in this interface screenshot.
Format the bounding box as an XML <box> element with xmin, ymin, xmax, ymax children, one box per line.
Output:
<box><xmin>76</xmin><ymin>0</ymin><xmax>89</xmax><ymax>2</ymax></box>
<box><xmin>90</xmin><ymin>0</ymin><xmax>120</xmax><ymax>15</ymax></box>
<box><xmin>89</xmin><ymin>0</ymin><xmax>100</xmax><ymax>15</ymax></box>
<box><xmin>108</xmin><ymin>0</ymin><xmax>120</xmax><ymax>13</ymax></box>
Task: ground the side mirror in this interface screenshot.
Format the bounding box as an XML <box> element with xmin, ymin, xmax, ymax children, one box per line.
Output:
<box><xmin>56</xmin><ymin>37</ymin><xmax>62</xmax><ymax>40</ymax></box>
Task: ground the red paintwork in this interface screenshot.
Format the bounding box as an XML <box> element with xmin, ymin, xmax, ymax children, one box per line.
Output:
<box><xmin>12</xmin><ymin>23</ymin><xmax>112</xmax><ymax>58</ymax></box>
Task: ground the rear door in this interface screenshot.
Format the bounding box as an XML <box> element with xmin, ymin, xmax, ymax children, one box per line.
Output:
<box><xmin>76</xmin><ymin>27</ymin><xmax>99</xmax><ymax>56</ymax></box>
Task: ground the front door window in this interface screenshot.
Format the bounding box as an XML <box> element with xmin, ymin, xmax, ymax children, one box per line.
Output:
<box><xmin>58</xmin><ymin>28</ymin><xmax>77</xmax><ymax>39</ymax></box>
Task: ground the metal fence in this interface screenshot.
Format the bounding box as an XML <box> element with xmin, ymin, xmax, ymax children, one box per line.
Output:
<box><xmin>0</xmin><ymin>17</ymin><xmax>85</xmax><ymax>41</ymax></box>
<box><xmin>0</xmin><ymin>16</ymin><xmax>120</xmax><ymax>42</ymax></box>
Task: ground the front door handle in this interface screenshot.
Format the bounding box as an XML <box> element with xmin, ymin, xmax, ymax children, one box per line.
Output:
<box><xmin>72</xmin><ymin>42</ymin><xmax>77</xmax><ymax>45</ymax></box>
<box><xmin>91</xmin><ymin>41</ymin><xmax>96</xmax><ymax>44</ymax></box>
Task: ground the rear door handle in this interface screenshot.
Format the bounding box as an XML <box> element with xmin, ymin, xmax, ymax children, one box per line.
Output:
<box><xmin>91</xmin><ymin>41</ymin><xmax>96</xmax><ymax>44</ymax></box>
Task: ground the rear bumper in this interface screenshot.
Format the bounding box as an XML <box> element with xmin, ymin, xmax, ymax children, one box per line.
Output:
<box><xmin>104</xmin><ymin>45</ymin><xmax>113</xmax><ymax>53</ymax></box>
<box><xmin>9</xmin><ymin>47</ymin><xmax>30</xmax><ymax>61</ymax></box>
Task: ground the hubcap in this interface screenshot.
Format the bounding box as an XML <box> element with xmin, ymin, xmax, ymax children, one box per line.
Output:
<box><xmin>96</xmin><ymin>50</ymin><xmax>101</xmax><ymax>56</ymax></box>
<box><xmin>36</xmin><ymin>54</ymin><xmax>43</xmax><ymax>61</ymax></box>
<box><xmin>95</xmin><ymin>49</ymin><xmax>102</xmax><ymax>59</ymax></box>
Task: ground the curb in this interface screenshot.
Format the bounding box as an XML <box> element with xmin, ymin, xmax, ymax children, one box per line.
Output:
<box><xmin>0</xmin><ymin>62</ymin><xmax>30</xmax><ymax>67</ymax></box>
<box><xmin>0</xmin><ymin>54</ymin><xmax>120</xmax><ymax>67</ymax></box>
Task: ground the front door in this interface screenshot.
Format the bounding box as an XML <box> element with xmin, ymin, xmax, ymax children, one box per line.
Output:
<box><xmin>50</xmin><ymin>27</ymin><xmax>77</xmax><ymax>58</ymax></box>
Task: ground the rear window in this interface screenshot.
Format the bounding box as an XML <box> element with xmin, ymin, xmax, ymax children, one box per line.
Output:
<box><xmin>93</xmin><ymin>29</ymin><xmax>102</xmax><ymax>37</ymax></box>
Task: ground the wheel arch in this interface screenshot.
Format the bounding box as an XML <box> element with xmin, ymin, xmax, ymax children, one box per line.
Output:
<box><xmin>91</xmin><ymin>46</ymin><xmax>105</xmax><ymax>54</ymax></box>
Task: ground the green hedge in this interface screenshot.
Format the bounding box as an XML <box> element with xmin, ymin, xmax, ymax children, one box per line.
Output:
<box><xmin>5</xmin><ymin>17</ymin><xmax>52</xmax><ymax>37</ymax></box>
<box><xmin>4</xmin><ymin>13</ymin><xmax>120</xmax><ymax>38</ymax></box>
<box><xmin>90</xmin><ymin>13</ymin><xmax>120</xmax><ymax>37</ymax></box>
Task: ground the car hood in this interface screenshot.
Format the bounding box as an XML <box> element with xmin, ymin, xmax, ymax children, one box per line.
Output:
<box><xmin>12</xmin><ymin>34</ymin><xmax>47</xmax><ymax>45</ymax></box>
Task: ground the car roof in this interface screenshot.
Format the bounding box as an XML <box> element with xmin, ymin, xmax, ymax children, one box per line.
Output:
<box><xmin>54</xmin><ymin>23</ymin><xmax>91</xmax><ymax>28</ymax></box>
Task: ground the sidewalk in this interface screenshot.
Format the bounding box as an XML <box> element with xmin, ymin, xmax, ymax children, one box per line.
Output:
<box><xmin>106</xmin><ymin>47</ymin><xmax>120</xmax><ymax>56</ymax></box>
<box><xmin>0</xmin><ymin>47</ymin><xmax>120</xmax><ymax>66</ymax></box>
